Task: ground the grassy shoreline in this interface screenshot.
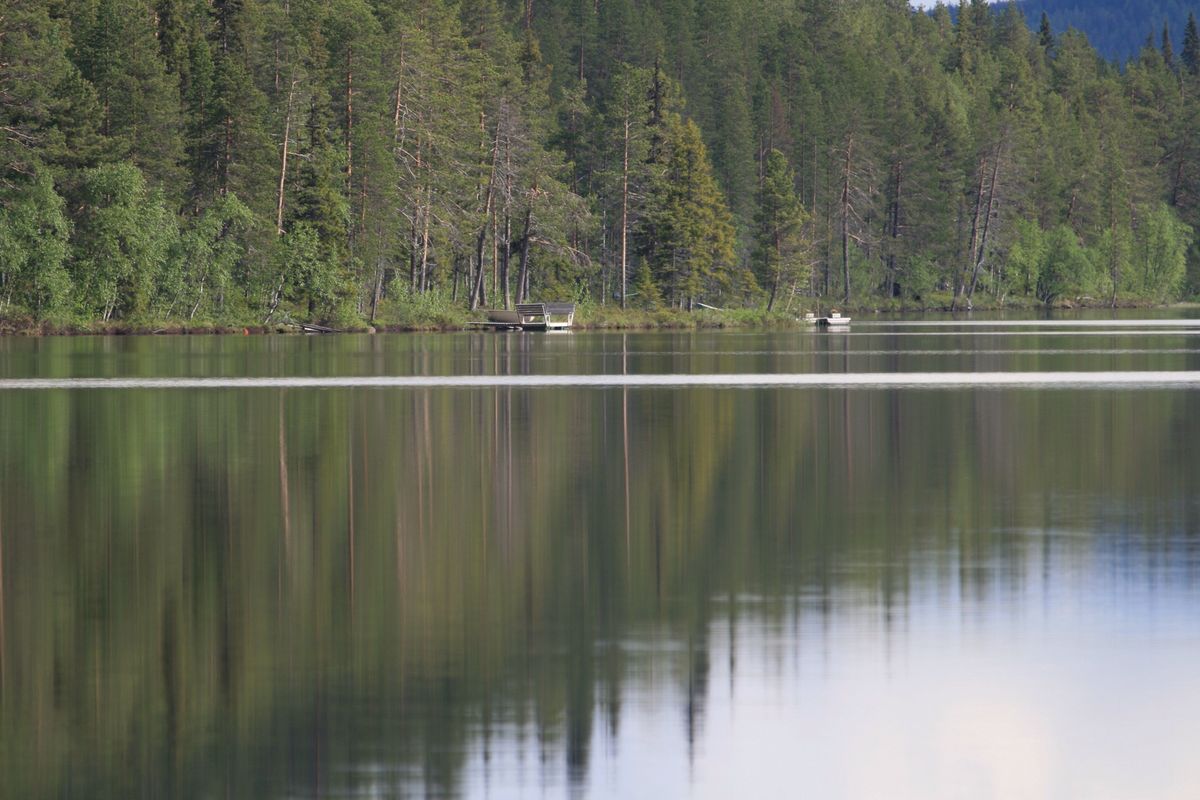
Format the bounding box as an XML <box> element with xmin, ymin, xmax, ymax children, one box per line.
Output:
<box><xmin>0</xmin><ymin>297</ymin><xmax>1194</xmax><ymax>336</ymax></box>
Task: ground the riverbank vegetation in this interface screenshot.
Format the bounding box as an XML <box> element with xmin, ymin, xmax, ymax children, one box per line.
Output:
<box><xmin>3</xmin><ymin>0</ymin><xmax>1200</xmax><ymax>331</ymax></box>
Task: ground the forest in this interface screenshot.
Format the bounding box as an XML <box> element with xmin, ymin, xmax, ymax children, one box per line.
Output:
<box><xmin>1019</xmin><ymin>0</ymin><xmax>1200</xmax><ymax>63</ymax></box>
<box><xmin>3</xmin><ymin>0</ymin><xmax>1200</xmax><ymax>329</ymax></box>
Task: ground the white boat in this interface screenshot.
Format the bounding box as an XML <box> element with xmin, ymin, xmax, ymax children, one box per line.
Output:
<box><xmin>803</xmin><ymin>311</ymin><xmax>850</xmax><ymax>327</ymax></box>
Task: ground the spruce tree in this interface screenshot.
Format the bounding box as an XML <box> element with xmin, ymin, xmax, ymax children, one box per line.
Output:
<box><xmin>1183</xmin><ymin>13</ymin><xmax>1200</xmax><ymax>76</ymax></box>
<box><xmin>73</xmin><ymin>0</ymin><xmax>186</xmax><ymax>194</ymax></box>
<box><xmin>640</xmin><ymin>115</ymin><xmax>737</xmax><ymax>309</ymax></box>
<box><xmin>1</xmin><ymin>0</ymin><xmax>105</xmax><ymax>176</ymax></box>
<box><xmin>754</xmin><ymin>149</ymin><xmax>806</xmax><ymax>311</ymax></box>
<box><xmin>1038</xmin><ymin>12</ymin><xmax>1055</xmax><ymax>54</ymax></box>
<box><xmin>1162</xmin><ymin>23</ymin><xmax>1176</xmax><ymax>72</ymax></box>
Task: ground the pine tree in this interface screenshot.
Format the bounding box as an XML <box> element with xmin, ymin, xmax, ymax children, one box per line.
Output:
<box><xmin>1183</xmin><ymin>13</ymin><xmax>1200</xmax><ymax>76</ymax></box>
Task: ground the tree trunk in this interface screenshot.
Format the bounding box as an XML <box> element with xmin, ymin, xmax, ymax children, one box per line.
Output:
<box><xmin>767</xmin><ymin>228</ymin><xmax>782</xmax><ymax>312</ymax></box>
<box><xmin>621</xmin><ymin>117</ymin><xmax>630</xmax><ymax>309</ymax></box>
<box><xmin>887</xmin><ymin>160</ymin><xmax>903</xmax><ymax>298</ymax></box>
<box><xmin>370</xmin><ymin>255</ymin><xmax>384</xmax><ymax>322</ymax></box>
<box><xmin>471</xmin><ymin>128</ymin><xmax>500</xmax><ymax>310</ymax></box>
<box><xmin>967</xmin><ymin>143</ymin><xmax>1003</xmax><ymax>304</ymax></box>
<box><xmin>517</xmin><ymin>206</ymin><xmax>533</xmax><ymax>303</ymax></box>
<box><xmin>345</xmin><ymin>45</ymin><xmax>354</xmax><ymax>187</ymax></box>
<box><xmin>276</xmin><ymin>77</ymin><xmax>298</xmax><ymax>235</ymax></box>
<box><xmin>954</xmin><ymin>158</ymin><xmax>988</xmax><ymax>311</ymax></box>
<box><xmin>502</xmin><ymin>195</ymin><xmax>512</xmax><ymax>309</ymax></box>
<box><xmin>409</xmin><ymin>214</ymin><xmax>418</xmax><ymax>292</ymax></box>
<box><xmin>472</xmin><ymin>186</ymin><xmax>496</xmax><ymax>310</ymax></box>
<box><xmin>221</xmin><ymin>114</ymin><xmax>233</xmax><ymax>195</ymax></box>
<box><xmin>840</xmin><ymin>133</ymin><xmax>853</xmax><ymax>305</ymax></box>
<box><xmin>419</xmin><ymin>189</ymin><xmax>432</xmax><ymax>293</ymax></box>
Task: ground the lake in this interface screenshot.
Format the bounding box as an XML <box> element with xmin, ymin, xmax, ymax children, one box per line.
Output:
<box><xmin>2</xmin><ymin>317</ymin><xmax>1200</xmax><ymax>799</ymax></box>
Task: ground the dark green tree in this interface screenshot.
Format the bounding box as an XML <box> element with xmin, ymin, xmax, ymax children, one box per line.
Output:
<box><xmin>1183</xmin><ymin>13</ymin><xmax>1200</xmax><ymax>76</ymax></box>
<box><xmin>1038</xmin><ymin>12</ymin><xmax>1055</xmax><ymax>54</ymax></box>
<box><xmin>640</xmin><ymin>115</ymin><xmax>737</xmax><ymax>309</ymax></box>
<box><xmin>73</xmin><ymin>0</ymin><xmax>186</xmax><ymax>193</ymax></box>
<box><xmin>754</xmin><ymin>149</ymin><xmax>807</xmax><ymax>311</ymax></box>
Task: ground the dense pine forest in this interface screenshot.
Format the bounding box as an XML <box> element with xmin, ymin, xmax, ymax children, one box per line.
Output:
<box><xmin>3</xmin><ymin>0</ymin><xmax>1200</xmax><ymax>329</ymax></box>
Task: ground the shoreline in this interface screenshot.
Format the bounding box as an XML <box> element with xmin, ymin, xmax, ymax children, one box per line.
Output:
<box><xmin>1</xmin><ymin>299</ymin><xmax>1195</xmax><ymax>337</ymax></box>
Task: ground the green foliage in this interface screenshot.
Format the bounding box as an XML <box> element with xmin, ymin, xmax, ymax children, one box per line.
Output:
<box><xmin>629</xmin><ymin>261</ymin><xmax>664</xmax><ymax>310</ymax></box>
<box><xmin>0</xmin><ymin>171</ymin><xmax>72</xmax><ymax>315</ymax></box>
<box><xmin>159</xmin><ymin>193</ymin><xmax>255</xmax><ymax>319</ymax></box>
<box><xmin>1132</xmin><ymin>203</ymin><xmax>1192</xmax><ymax>301</ymax></box>
<box><xmin>1037</xmin><ymin>225</ymin><xmax>1098</xmax><ymax>303</ymax></box>
<box><xmin>69</xmin><ymin>162</ymin><xmax>180</xmax><ymax>320</ymax></box>
<box><xmin>5</xmin><ymin>0</ymin><xmax>1200</xmax><ymax>326</ymax></box>
<box><xmin>72</xmin><ymin>0</ymin><xmax>185</xmax><ymax>192</ymax></box>
<box><xmin>639</xmin><ymin>116</ymin><xmax>737</xmax><ymax>309</ymax></box>
<box><xmin>1005</xmin><ymin>219</ymin><xmax>1046</xmax><ymax>299</ymax></box>
<box><xmin>754</xmin><ymin>149</ymin><xmax>807</xmax><ymax>311</ymax></box>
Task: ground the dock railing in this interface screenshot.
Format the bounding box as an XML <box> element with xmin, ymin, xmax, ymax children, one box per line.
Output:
<box><xmin>516</xmin><ymin>302</ymin><xmax>575</xmax><ymax>330</ymax></box>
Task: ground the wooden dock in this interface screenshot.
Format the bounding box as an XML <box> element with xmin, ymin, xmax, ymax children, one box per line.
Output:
<box><xmin>471</xmin><ymin>302</ymin><xmax>576</xmax><ymax>331</ymax></box>
<box><xmin>803</xmin><ymin>311</ymin><xmax>851</xmax><ymax>328</ymax></box>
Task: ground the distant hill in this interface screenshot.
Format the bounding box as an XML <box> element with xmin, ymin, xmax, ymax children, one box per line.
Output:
<box><xmin>1018</xmin><ymin>0</ymin><xmax>1200</xmax><ymax>63</ymax></box>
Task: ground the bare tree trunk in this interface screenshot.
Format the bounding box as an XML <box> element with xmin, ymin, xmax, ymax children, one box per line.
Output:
<box><xmin>392</xmin><ymin>42</ymin><xmax>406</xmax><ymax>150</ymax></box>
<box><xmin>471</xmin><ymin>126</ymin><xmax>500</xmax><ymax>310</ymax></box>
<box><xmin>767</xmin><ymin>228</ymin><xmax>782</xmax><ymax>312</ymax></box>
<box><xmin>276</xmin><ymin>76</ymin><xmax>298</xmax><ymax>234</ymax></box>
<box><xmin>473</xmin><ymin>185</ymin><xmax>496</xmax><ymax>310</ymax></box>
<box><xmin>419</xmin><ymin>189</ymin><xmax>432</xmax><ymax>293</ymax></box>
<box><xmin>1109</xmin><ymin>194</ymin><xmax>1124</xmax><ymax>309</ymax></box>
<box><xmin>345</xmin><ymin>45</ymin><xmax>354</xmax><ymax>187</ymax></box>
<box><xmin>370</xmin><ymin>255</ymin><xmax>384</xmax><ymax>322</ymax></box>
<box><xmin>517</xmin><ymin>206</ymin><xmax>533</xmax><ymax>303</ymax></box>
<box><xmin>621</xmin><ymin>117</ymin><xmax>630</xmax><ymax>309</ymax></box>
<box><xmin>887</xmin><ymin>160</ymin><xmax>902</xmax><ymax>298</ymax></box>
<box><xmin>840</xmin><ymin>134</ymin><xmax>853</xmax><ymax>305</ymax></box>
<box><xmin>409</xmin><ymin>215</ymin><xmax>418</xmax><ymax>292</ymax></box>
<box><xmin>491</xmin><ymin>207</ymin><xmax>499</xmax><ymax>304</ymax></box>
<box><xmin>954</xmin><ymin>159</ymin><xmax>988</xmax><ymax>311</ymax></box>
<box><xmin>501</xmin><ymin>155</ymin><xmax>513</xmax><ymax>309</ymax></box>
<box><xmin>967</xmin><ymin>143</ymin><xmax>1003</xmax><ymax>304</ymax></box>
<box><xmin>221</xmin><ymin>114</ymin><xmax>233</xmax><ymax>195</ymax></box>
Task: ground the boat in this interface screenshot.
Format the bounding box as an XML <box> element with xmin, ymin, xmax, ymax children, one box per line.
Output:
<box><xmin>819</xmin><ymin>311</ymin><xmax>851</xmax><ymax>327</ymax></box>
<box><xmin>802</xmin><ymin>311</ymin><xmax>851</xmax><ymax>328</ymax></box>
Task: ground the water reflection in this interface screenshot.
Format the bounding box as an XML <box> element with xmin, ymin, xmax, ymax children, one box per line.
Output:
<box><xmin>0</xmin><ymin>331</ymin><xmax>1199</xmax><ymax>798</ymax></box>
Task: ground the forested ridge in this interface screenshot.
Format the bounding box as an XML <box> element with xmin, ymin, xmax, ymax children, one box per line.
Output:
<box><xmin>1020</xmin><ymin>0</ymin><xmax>1200</xmax><ymax>64</ymax></box>
<box><xmin>3</xmin><ymin>0</ymin><xmax>1200</xmax><ymax>329</ymax></box>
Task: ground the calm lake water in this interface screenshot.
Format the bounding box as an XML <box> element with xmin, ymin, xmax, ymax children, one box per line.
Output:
<box><xmin>2</xmin><ymin>315</ymin><xmax>1200</xmax><ymax>799</ymax></box>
